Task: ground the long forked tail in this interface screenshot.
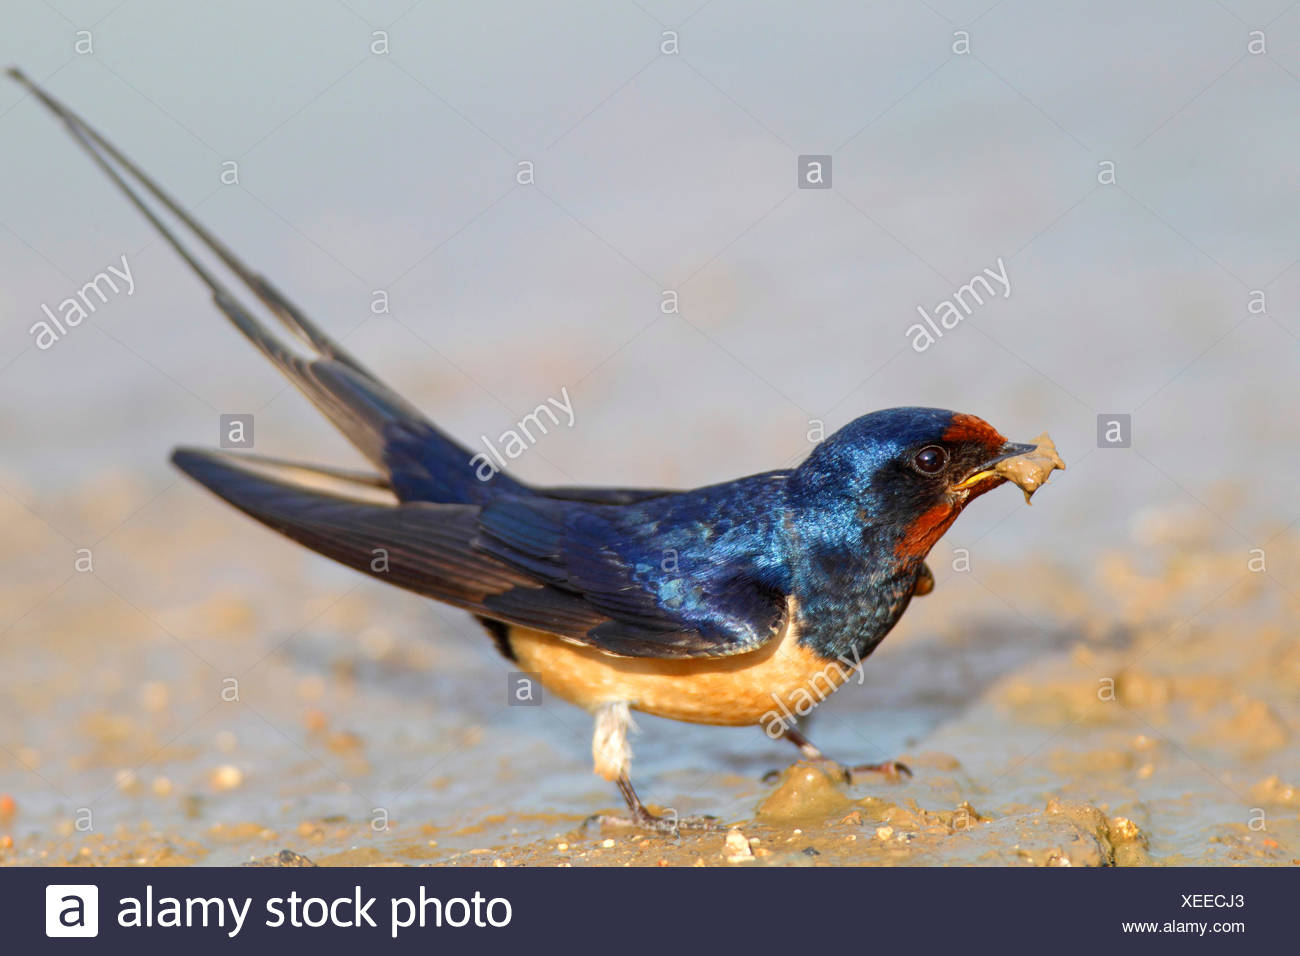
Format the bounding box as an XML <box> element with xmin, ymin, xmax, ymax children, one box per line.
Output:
<box><xmin>7</xmin><ymin>66</ymin><xmax>527</xmax><ymax>505</ymax></box>
<box><xmin>9</xmin><ymin>68</ymin><xmax>369</xmax><ymax>377</ymax></box>
<box><xmin>10</xmin><ymin>68</ymin><xmax>677</xmax><ymax>508</ymax></box>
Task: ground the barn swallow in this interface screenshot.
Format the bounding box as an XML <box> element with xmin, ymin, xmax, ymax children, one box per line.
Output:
<box><xmin>13</xmin><ymin>70</ymin><xmax>1063</xmax><ymax>832</ymax></box>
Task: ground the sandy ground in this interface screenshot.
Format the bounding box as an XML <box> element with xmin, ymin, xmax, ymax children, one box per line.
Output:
<box><xmin>1</xmin><ymin>473</ymin><xmax>1297</xmax><ymax>868</ymax></box>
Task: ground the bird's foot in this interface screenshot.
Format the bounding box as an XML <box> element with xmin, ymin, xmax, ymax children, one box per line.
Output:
<box><xmin>848</xmin><ymin>759</ymin><xmax>912</xmax><ymax>782</ymax></box>
<box><xmin>600</xmin><ymin>772</ymin><xmax>720</xmax><ymax>834</ymax></box>
<box><xmin>762</xmin><ymin>757</ymin><xmax>912</xmax><ymax>784</ymax></box>
<box><xmin>586</xmin><ymin>807</ymin><xmax>719</xmax><ymax>836</ymax></box>
<box><xmin>770</xmin><ymin>727</ymin><xmax>911</xmax><ymax>783</ymax></box>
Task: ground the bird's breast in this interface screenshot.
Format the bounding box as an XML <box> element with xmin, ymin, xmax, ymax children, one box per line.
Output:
<box><xmin>506</xmin><ymin>606</ymin><xmax>856</xmax><ymax>727</ymax></box>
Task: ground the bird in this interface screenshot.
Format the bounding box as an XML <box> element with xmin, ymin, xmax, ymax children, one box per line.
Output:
<box><xmin>12</xmin><ymin>69</ymin><xmax>1061</xmax><ymax>832</ymax></box>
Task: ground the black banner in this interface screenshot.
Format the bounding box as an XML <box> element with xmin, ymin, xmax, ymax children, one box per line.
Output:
<box><xmin>8</xmin><ymin>865</ymin><xmax>1291</xmax><ymax>952</ymax></box>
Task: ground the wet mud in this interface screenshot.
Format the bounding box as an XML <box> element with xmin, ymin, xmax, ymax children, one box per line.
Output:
<box><xmin>995</xmin><ymin>432</ymin><xmax>1066</xmax><ymax>504</ymax></box>
<box><xmin>2</xmin><ymin>476</ymin><xmax>1297</xmax><ymax>867</ymax></box>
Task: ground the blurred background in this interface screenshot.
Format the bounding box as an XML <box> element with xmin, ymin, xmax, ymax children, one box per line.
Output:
<box><xmin>1</xmin><ymin>1</ymin><xmax>1297</xmax><ymax>866</ymax></box>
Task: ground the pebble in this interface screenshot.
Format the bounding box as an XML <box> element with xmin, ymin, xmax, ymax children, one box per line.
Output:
<box><xmin>211</xmin><ymin>765</ymin><xmax>244</xmax><ymax>791</ymax></box>
<box><xmin>723</xmin><ymin>828</ymin><xmax>754</xmax><ymax>862</ymax></box>
<box><xmin>114</xmin><ymin>769</ymin><xmax>140</xmax><ymax>794</ymax></box>
<box><xmin>1111</xmin><ymin>816</ymin><xmax>1141</xmax><ymax>841</ymax></box>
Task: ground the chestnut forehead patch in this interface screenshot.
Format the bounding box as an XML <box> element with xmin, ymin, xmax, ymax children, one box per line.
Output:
<box><xmin>942</xmin><ymin>413</ymin><xmax>1006</xmax><ymax>449</ymax></box>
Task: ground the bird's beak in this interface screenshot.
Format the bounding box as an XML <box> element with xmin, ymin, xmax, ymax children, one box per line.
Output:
<box><xmin>954</xmin><ymin>441</ymin><xmax>1039</xmax><ymax>490</ymax></box>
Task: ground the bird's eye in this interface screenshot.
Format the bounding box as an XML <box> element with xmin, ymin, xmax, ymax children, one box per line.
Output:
<box><xmin>912</xmin><ymin>445</ymin><xmax>948</xmax><ymax>475</ymax></box>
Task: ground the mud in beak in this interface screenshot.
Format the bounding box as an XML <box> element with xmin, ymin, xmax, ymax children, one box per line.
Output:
<box><xmin>955</xmin><ymin>433</ymin><xmax>1066</xmax><ymax>503</ymax></box>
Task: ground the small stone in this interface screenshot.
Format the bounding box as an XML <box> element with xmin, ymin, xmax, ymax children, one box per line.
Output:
<box><xmin>1111</xmin><ymin>816</ymin><xmax>1141</xmax><ymax>841</ymax></box>
<box><xmin>244</xmin><ymin>849</ymin><xmax>316</xmax><ymax>867</ymax></box>
<box><xmin>211</xmin><ymin>764</ymin><xmax>243</xmax><ymax>791</ymax></box>
<box><xmin>723</xmin><ymin>828</ymin><xmax>754</xmax><ymax>861</ymax></box>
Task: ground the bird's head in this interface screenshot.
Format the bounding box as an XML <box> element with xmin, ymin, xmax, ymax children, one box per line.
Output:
<box><xmin>788</xmin><ymin>407</ymin><xmax>1042</xmax><ymax>562</ymax></box>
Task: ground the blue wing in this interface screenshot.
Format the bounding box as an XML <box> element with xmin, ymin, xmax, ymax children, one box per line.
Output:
<box><xmin>476</xmin><ymin>474</ymin><xmax>792</xmax><ymax>655</ymax></box>
<box><xmin>172</xmin><ymin>449</ymin><xmax>790</xmax><ymax>658</ymax></box>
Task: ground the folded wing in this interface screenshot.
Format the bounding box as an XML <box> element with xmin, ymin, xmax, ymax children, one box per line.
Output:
<box><xmin>172</xmin><ymin>449</ymin><xmax>788</xmax><ymax>658</ymax></box>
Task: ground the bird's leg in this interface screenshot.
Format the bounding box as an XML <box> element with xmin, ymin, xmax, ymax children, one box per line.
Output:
<box><xmin>778</xmin><ymin>725</ymin><xmax>825</xmax><ymax>761</ymax></box>
<box><xmin>584</xmin><ymin>701</ymin><xmax>716</xmax><ymax>834</ymax></box>
<box><xmin>773</xmin><ymin>724</ymin><xmax>912</xmax><ymax>781</ymax></box>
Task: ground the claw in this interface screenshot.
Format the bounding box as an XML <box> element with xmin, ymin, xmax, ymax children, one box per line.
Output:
<box><xmin>771</xmin><ymin>727</ymin><xmax>914</xmax><ymax>784</ymax></box>
<box><xmin>586</xmin><ymin>809</ymin><xmax>718</xmax><ymax>836</ymax></box>
<box><xmin>603</xmin><ymin>774</ymin><xmax>720</xmax><ymax>834</ymax></box>
<box><xmin>848</xmin><ymin>760</ymin><xmax>912</xmax><ymax>782</ymax></box>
